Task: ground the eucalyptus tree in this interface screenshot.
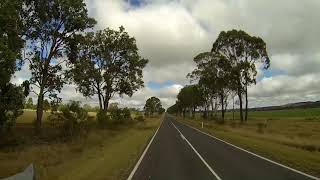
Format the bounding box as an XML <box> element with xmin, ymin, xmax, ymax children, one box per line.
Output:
<box><xmin>189</xmin><ymin>52</ymin><xmax>232</xmax><ymax>121</ymax></box>
<box><xmin>71</xmin><ymin>26</ymin><xmax>148</xmax><ymax>111</ymax></box>
<box><xmin>177</xmin><ymin>85</ymin><xmax>204</xmax><ymax>118</ymax></box>
<box><xmin>167</xmin><ymin>103</ymin><xmax>178</xmax><ymax>115</ymax></box>
<box><xmin>212</xmin><ymin>30</ymin><xmax>270</xmax><ymax>122</ymax></box>
<box><xmin>24</xmin><ymin>0</ymin><xmax>96</xmax><ymax>133</ymax></box>
<box><xmin>0</xmin><ymin>0</ymin><xmax>29</xmax><ymax>131</ymax></box>
<box><xmin>144</xmin><ymin>97</ymin><xmax>162</xmax><ymax>117</ymax></box>
<box><xmin>177</xmin><ymin>86</ymin><xmax>190</xmax><ymax>118</ymax></box>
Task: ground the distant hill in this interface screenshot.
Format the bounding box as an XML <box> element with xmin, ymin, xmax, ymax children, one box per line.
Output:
<box><xmin>250</xmin><ymin>101</ymin><xmax>320</xmax><ymax>111</ymax></box>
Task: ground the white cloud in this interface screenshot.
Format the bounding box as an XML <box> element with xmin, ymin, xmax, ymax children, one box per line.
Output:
<box><xmin>11</xmin><ymin>0</ymin><xmax>320</xmax><ymax>109</ymax></box>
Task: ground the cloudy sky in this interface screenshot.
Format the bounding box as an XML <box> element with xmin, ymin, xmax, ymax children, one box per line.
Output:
<box><xmin>12</xmin><ymin>0</ymin><xmax>320</xmax><ymax>109</ymax></box>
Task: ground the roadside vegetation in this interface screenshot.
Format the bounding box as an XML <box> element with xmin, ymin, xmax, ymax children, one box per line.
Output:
<box><xmin>0</xmin><ymin>109</ymin><xmax>161</xmax><ymax>179</ymax></box>
<box><xmin>166</xmin><ymin>22</ymin><xmax>320</xmax><ymax>177</ymax></box>
<box><xmin>0</xmin><ymin>97</ymin><xmax>165</xmax><ymax>179</ymax></box>
<box><xmin>168</xmin><ymin>30</ymin><xmax>270</xmax><ymax>123</ymax></box>
<box><xmin>0</xmin><ymin>0</ymin><xmax>165</xmax><ymax>179</ymax></box>
<box><xmin>175</xmin><ymin>109</ymin><xmax>320</xmax><ymax>177</ymax></box>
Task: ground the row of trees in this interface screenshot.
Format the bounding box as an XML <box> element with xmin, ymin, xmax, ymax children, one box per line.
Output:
<box><xmin>0</xmin><ymin>0</ymin><xmax>148</xmax><ymax>134</ymax></box>
<box><xmin>24</xmin><ymin>97</ymin><xmax>130</xmax><ymax>113</ymax></box>
<box><xmin>168</xmin><ymin>30</ymin><xmax>270</xmax><ymax>122</ymax></box>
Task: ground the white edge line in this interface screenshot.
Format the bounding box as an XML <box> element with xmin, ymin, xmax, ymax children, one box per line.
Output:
<box><xmin>175</xmin><ymin>119</ymin><xmax>319</xmax><ymax>180</ymax></box>
<box><xmin>170</xmin><ymin>121</ymin><xmax>222</xmax><ymax>180</ymax></box>
<box><xmin>127</xmin><ymin>118</ymin><xmax>164</xmax><ymax>180</ymax></box>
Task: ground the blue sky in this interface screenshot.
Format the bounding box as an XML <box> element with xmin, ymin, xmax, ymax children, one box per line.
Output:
<box><xmin>128</xmin><ymin>0</ymin><xmax>143</xmax><ymax>7</ymax></box>
<box><xmin>148</xmin><ymin>81</ymin><xmax>176</xmax><ymax>90</ymax></box>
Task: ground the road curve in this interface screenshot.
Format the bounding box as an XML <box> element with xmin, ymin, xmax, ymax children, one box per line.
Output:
<box><xmin>129</xmin><ymin>114</ymin><xmax>318</xmax><ymax>180</ymax></box>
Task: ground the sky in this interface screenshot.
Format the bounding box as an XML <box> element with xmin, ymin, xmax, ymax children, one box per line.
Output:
<box><xmin>12</xmin><ymin>0</ymin><xmax>320</xmax><ymax>109</ymax></box>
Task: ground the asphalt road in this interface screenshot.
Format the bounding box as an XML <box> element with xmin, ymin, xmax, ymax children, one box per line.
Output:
<box><xmin>129</xmin><ymin>114</ymin><xmax>318</xmax><ymax>180</ymax></box>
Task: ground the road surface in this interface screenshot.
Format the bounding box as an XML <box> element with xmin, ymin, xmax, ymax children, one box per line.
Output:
<box><xmin>128</xmin><ymin>114</ymin><xmax>318</xmax><ymax>180</ymax></box>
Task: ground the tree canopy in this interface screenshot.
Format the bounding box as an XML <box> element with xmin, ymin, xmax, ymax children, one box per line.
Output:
<box><xmin>0</xmin><ymin>0</ymin><xmax>29</xmax><ymax>130</ymax></box>
<box><xmin>212</xmin><ymin>30</ymin><xmax>270</xmax><ymax>121</ymax></box>
<box><xmin>168</xmin><ymin>29</ymin><xmax>270</xmax><ymax>122</ymax></box>
<box><xmin>144</xmin><ymin>97</ymin><xmax>163</xmax><ymax>116</ymax></box>
<box><xmin>71</xmin><ymin>26</ymin><xmax>148</xmax><ymax>111</ymax></box>
<box><xmin>24</xmin><ymin>0</ymin><xmax>96</xmax><ymax>133</ymax></box>
<box><xmin>176</xmin><ymin>85</ymin><xmax>204</xmax><ymax>118</ymax></box>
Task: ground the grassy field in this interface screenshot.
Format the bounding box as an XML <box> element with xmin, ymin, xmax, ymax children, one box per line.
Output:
<box><xmin>175</xmin><ymin>107</ymin><xmax>320</xmax><ymax>177</ymax></box>
<box><xmin>0</xmin><ymin>111</ymin><xmax>161</xmax><ymax>180</ymax></box>
<box><xmin>225</xmin><ymin>107</ymin><xmax>320</xmax><ymax>120</ymax></box>
<box><xmin>16</xmin><ymin>110</ymin><xmax>98</xmax><ymax>124</ymax></box>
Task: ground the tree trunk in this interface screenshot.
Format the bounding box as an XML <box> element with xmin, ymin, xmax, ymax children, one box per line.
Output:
<box><xmin>220</xmin><ymin>93</ymin><xmax>224</xmax><ymax>121</ymax></box>
<box><xmin>103</xmin><ymin>93</ymin><xmax>110</xmax><ymax>111</ymax></box>
<box><xmin>35</xmin><ymin>86</ymin><xmax>44</xmax><ymax>135</ymax></box>
<box><xmin>211</xmin><ymin>101</ymin><xmax>214</xmax><ymax>120</ymax></box>
<box><xmin>203</xmin><ymin>104</ymin><xmax>208</xmax><ymax>119</ymax></box>
<box><xmin>98</xmin><ymin>94</ymin><xmax>103</xmax><ymax>110</ymax></box>
<box><xmin>183</xmin><ymin>108</ymin><xmax>186</xmax><ymax>118</ymax></box>
<box><xmin>97</xmin><ymin>83</ymin><xmax>103</xmax><ymax>110</ymax></box>
<box><xmin>238</xmin><ymin>87</ymin><xmax>243</xmax><ymax>123</ymax></box>
<box><xmin>245</xmin><ymin>85</ymin><xmax>248</xmax><ymax>121</ymax></box>
<box><xmin>232</xmin><ymin>96</ymin><xmax>235</xmax><ymax>121</ymax></box>
<box><xmin>192</xmin><ymin>106</ymin><xmax>195</xmax><ymax>119</ymax></box>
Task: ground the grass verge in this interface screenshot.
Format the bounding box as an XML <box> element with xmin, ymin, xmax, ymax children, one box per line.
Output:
<box><xmin>0</xmin><ymin>117</ymin><xmax>161</xmax><ymax>180</ymax></box>
<box><xmin>175</xmin><ymin>116</ymin><xmax>320</xmax><ymax>177</ymax></box>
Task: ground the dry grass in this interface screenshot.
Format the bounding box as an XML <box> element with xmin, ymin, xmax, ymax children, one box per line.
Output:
<box><xmin>16</xmin><ymin>110</ymin><xmax>97</xmax><ymax>124</ymax></box>
<box><xmin>0</xmin><ymin>114</ymin><xmax>161</xmax><ymax>180</ymax></box>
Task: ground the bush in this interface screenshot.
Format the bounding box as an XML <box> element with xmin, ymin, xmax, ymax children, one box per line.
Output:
<box><xmin>135</xmin><ymin>115</ymin><xmax>145</xmax><ymax>122</ymax></box>
<box><xmin>48</xmin><ymin>101</ymin><xmax>89</xmax><ymax>137</ymax></box>
<box><xmin>110</xmin><ymin>107</ymin><xmax>132</xmax><ymax>124</ymax></box>
<box><xmin>257</xmin><ymin>122</ymin><xmax>267</xmax><ymax>133</ymax></box>
<box><xmin>96</xmin><ymin>110</ymin><xmax>111</xmax><ymax>128</ymax></box>
<box><xmin>96</xmin><ymin>107</ymin><xmax>132</xmax><ymax>128</ymax></box>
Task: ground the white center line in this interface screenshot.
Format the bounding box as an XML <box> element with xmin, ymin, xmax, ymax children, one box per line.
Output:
<box><xmin>170</xmin><ymin>121</ymin><xmax>222</xmax><ymax>180</ymax></box>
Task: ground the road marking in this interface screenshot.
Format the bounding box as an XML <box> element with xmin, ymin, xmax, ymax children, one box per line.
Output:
<box><xmin>170</xmin><ymin>121</ymin><xmax>222</xmax><ymax>180</ymax></box>
<box><xmin>175</xmin><ymin>120</ymin><xmax>319</xmax><ymax>180</ymax></box>
<box><xmin>127</xmin><ymin>118</ymin><xmax>164</xmax><ymax>180</ymax></box>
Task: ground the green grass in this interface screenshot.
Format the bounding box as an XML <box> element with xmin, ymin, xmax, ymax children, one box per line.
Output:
<box><xmin>224</xmin><ymin>107</ymin><xmax>320</xmax><ymax>120</ymax></box>
<box><xmin>0</xmin><ymin>113</ymin><xmax>161</xmax><ymax>180</ymax></box>
<box><xmin>174</xmin><ymin>108</ymin><xmax>320</xmax><ymax>177</ymax></box>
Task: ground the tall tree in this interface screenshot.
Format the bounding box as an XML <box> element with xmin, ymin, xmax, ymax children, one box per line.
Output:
<box><xmin>24</xmin><ymin>0</ymin><xmax>96</xmax><ymax>133</ymax></box>
<box><xmin>177</xmin><ymin>85</ymin><xmax>204</xmax><ymax>118</ymax></box>
<box><xmin>212</xmin><ymin>30</ymin><xmax>270</xmax><ymax>122</ymax></box>
<box><xmin>71</xmin><ymin>26</ymin><xmax>148</xmax><ymax>111</ymax></box>
<box><xmin>189</xmin><ymin>52</ymin><xmax>232</xmax><ymax>121</ymax></box>
<box><xmin>144</xmin><ymin>97</ymin><xmax>162</xmax><ymax>117</ymax></box>
<box><xmin>0</xmin><ymin>0</ymin><xmax>29</xmax><ymax>131</ymax></box>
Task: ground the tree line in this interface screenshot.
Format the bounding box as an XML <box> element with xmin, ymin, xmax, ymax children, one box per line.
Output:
<box><xmin>0</xmin><ymin>0</ymin><xmax>148</xmax><ymax>134</ymax></box>
<box><xmin>168</xmin><ymin>30</ymin><xmax>270</xmax><ymax>122</ymax></box>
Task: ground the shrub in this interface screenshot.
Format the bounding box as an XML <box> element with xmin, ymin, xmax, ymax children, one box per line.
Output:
<box><xmin>135</xmin><ymin>115</ymin><xmax>145</xmax><ymax>122</ymax></box>
<box><xmin>122</xmin><ymin>108</ymin><xmax>132</xmax><ymax>122</ymax></box>
<box><xmin>96</xmin><ymin>110</ymin><xmax>111</xmax><ymax>128</ymax></box>
<box><xmin>48</xmin><ymin>101</ymin><xmax>89</xmax><ymax>137</ymax></box>
<box><xmin>257</xmin><ymin>122</ymin><xmax>267</xmax><ymax>133</ymax></box>
<box><xmin>110</xmin><ymin>107</ymin><xmax>132</xmax><ymax>124</ymax></box>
